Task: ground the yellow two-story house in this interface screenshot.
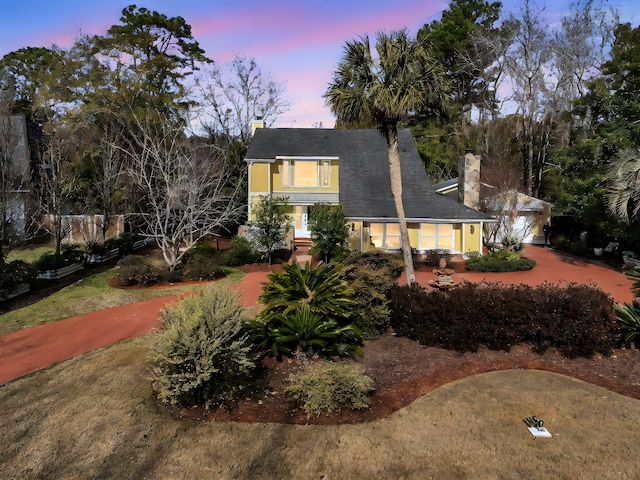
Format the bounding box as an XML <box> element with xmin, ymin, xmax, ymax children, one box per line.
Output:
<box><xmin>245</xmin><ymin>127</ymin><xmax>490</xmax><ymax>255</ymax></box>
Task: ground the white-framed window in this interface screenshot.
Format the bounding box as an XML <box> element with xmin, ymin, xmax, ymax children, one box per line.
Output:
<box><xmin>294</xmin><ymin>160</ymin><xmax>318</xmax><ymax>187</ymax></box>
<box><xmin>370</xmin><ymin>223</ymin><xmax>401</xmax><ymax>249</ymax></box>
<box><xmin>280</xmin><ymin>159</ymin><xmax>332</xmax><ymax>188</ymax></box>
<box><xmin>281</xmin><ymin>159</ymin><xmax>290</xmax><ymax>186</ymax></box>
<box><xmin>322</xmin><ymin>160</ymin><xmax>331</xmax><ymax>187</ymax></box>
<box><xmin>419</xmin><ymin>223</ymin><xmax>454</xmax><ymax>250</ymax></box>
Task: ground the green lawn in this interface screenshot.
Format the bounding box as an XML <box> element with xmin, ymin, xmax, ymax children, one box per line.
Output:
<box><xmin>6</xmin><ymin>244</ymin><xmax>55</xmax><ymax>264</ymax></box>
<box><xmin>0</xmin><ymin>267</ymin><xmax>244</xmax><ymax>335</ymax></box>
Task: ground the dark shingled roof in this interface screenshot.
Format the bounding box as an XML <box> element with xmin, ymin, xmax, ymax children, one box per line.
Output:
<box><xmin>245</xmin><ymin>128</ymin><xmax>489</xmax><ymax>222</ymax></box>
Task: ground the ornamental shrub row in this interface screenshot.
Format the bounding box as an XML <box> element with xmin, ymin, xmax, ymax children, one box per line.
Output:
<box><xmin>389</xmin><ymin>282</ymin><xmax>620</xmax><ymax>358</ymax></box>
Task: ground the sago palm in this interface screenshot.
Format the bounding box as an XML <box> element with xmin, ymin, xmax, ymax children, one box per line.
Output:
<box><xmin>324</xmin><ymin>29</ymin><xmax>448</xmax><ymax>284</ymax></box>
<box><xmin>257</xmin><ymin>260</ymin><xmax>354</xmax><ymax>324</ymax></box>
<box><xmin>607</xmin><ymin>148</ymin><xmax>640</xmax><ymax>223</ymax></box>
<box><xmin>614</xmin><ymin>300</ymin><xmax>640</xmax><ymax>342</ymax></box>
<box><xmin>262</xmin><ymin>305</ymin><xmax>364</xmax><ymax>359</ymax></box>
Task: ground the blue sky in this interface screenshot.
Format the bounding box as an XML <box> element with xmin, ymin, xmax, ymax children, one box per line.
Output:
<box><xmin>0</xmin><ymin>0</ymin><xmax>637</xmax><ymax>128</ymax></box>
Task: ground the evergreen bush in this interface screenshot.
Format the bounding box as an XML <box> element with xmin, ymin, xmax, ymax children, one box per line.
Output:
<box><xmin>0</xmin><ymin>260</ymin><xmax>38</xmax><ymax>296</ymax></box>
<box><xmin>284</xmin><ymin>361</ymin><xmax>374</xmax><ymax>417</ymax></box>
<box><xmin>308</xmin><ymin>203</ymin><xmax>350</xmax><ymax>263</ymax></box>
<box><xmin>35</xmin><ymin>253</ymin><xmax>69</xmax><ymax>271</ymax></box>
<box><xmin>248</xmin><ymin>261</ymin><xmax>363</xmax><ymax>359</ymax></box>
<box><xmin>340</xmin><ymin>250</ymin><xmax>404</xmax><ymax>339</ymax></box>
<box><xmin>221</xmin><ymin>236</ymin><xmax>261</xmax><ymax>266</ymax></box>
<box><xmin>152</xmin><ymin>284</ymin><xmax>256</xmax><ymax>409</ymax></box>
<box><xmin>182</xmin><ymin>254</ymin><xmax>225</xmax><ymax>281</ymax></box>
<box><xmin>117</xmin><ymin>255</ymin><xmax>163</xmax><ymax>286</ymax></box>
<box><xmin>466</xmin><ymin>250</ymin><xmax>536</xmax><ymax>272</ymax></box>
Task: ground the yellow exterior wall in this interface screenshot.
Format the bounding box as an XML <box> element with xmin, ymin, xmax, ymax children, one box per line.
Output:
<box><xmin>453</xmin><ymin>224</ymin><xmax>463</xmax><ymax>252</ymax></box>
<box><xmin>530</xmin><ymin>204</ymin><xmax>551</xmax><ymax>244</ymax></box>
<box><xmin>464</xmin><ymin>223</ymin><xmax>482</xmax><ymax>254</ymax></box>
<box><xmin>408</xmin><ymin>223</ymin><xmax>419</xmax><ymax>248</ymax></box>
<box><xmin>249</xmin><ymin>163</ymin><xmax>269</xmax><ymax>193</ymax></box>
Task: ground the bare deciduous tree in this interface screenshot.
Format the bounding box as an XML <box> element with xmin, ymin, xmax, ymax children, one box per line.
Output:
<box><xmin>119</xmin><ymin>112</ymin><xmax>243</xmax><ymax>271</ymax></box>
<box><xmin>200</xmin><ymin>56</ymin><xmax>290</xmax><ymax>145</ymax></box>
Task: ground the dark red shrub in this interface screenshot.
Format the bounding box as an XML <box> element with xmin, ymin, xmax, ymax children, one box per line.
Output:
<box><xmin>390</xmin><ymin>282</ymin><xmax>620</xmax><ymax>358</ymax></box>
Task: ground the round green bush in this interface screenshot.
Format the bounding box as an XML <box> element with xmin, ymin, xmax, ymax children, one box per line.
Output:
<box><xmin>152</xmin><ymin>284</ymin><xmax>256</xmax><ymax>409</ymax></box>
<box><xmin>285</xmin><ymin>361</ymin><xmax>374</xmax><ymax>418</ymax></box>
<box><xmin>117</xmin><ymin>255</ymin><xmax>162</xmax><ymax>286</ymax></box>
<box><xmin>221</xmin><ymin>236</ymin><xmax>261</xmax><ymax>266</ymax></box>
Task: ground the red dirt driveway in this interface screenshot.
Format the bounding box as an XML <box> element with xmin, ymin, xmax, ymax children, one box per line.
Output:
<box><xmin>406</xmin><ymin>245</ymin><xmax>636</xmax><ymax>304</ymax></box>
<box><xmin>0</xmin><ymin>245</ymin><xmax>635</xmax><ymax>385</ymax></box>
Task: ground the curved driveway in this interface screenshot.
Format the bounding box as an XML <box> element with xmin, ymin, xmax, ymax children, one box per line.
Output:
<box><xmin>0</xmin><ymin>245</ymin><xmax>635</xmax><ymax>385</ymax></box>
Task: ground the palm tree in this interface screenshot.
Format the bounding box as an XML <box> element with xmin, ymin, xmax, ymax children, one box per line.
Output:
<box><xmin>607</xmin><ymin>148</ymin><xmax>640</xmax><ymax>223</ymax></box>
<box><xmin>324</xmin><ymin>30</ymin><xmax>448</xmax><ymax>284</ymax></box>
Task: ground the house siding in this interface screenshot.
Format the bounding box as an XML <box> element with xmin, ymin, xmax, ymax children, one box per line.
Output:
<box><xmin>245</xmin><ymin>128</ymin><xmax>492</xmax><ymax>254</ymax></box>
<box><xmin>249</xmin><ymin>163</ymin><xmax>269</xmax><ymax>192</ymax></box>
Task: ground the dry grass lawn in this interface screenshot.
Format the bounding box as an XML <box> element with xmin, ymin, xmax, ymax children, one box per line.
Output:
<box><xmin>2</xmin><ymin>334</ymin><xmax>640</xmax><ymax>479</ymax></box>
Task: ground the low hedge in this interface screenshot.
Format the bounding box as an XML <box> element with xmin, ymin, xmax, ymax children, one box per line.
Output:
<box><xmin>389</xmin><ymin>282</ymin><xmax>620</xmax><ymax>358</ymax></box>
<box><xmin>465</xmin><ymin>250</ymin><xmax>536</xmax><ymax>272</ymax></box>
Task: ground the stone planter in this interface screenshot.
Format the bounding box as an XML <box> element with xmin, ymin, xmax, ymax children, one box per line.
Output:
<box><xmin>37</xmin><ymin>262</ymin><xmax>84</xmax><ymax>280</ymax></box>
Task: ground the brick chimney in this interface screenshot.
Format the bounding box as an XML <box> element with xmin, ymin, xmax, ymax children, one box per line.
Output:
<box><xmin>458</xmin><ymin>150</ymin><xmax>481</xmax><ymax>210</ymax></box>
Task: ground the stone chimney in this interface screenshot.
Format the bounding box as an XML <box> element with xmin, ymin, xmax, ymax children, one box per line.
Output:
<box><xmin>458</xmin><ymin>150</ymin><xmax>481</xmax><ymax>210</ymax></box>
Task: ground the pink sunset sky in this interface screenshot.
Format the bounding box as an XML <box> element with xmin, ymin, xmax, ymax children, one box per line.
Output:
<box><xmin>0</xmin><ymin>0</ymin><xmax>638</xmax><ymax>128</ymax></box>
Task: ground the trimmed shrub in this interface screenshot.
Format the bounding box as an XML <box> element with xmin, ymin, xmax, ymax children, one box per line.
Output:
<box><xmin>389</xmin><ymin>282</ymin><xmax>619</xmax><ymax>358</ymax></box>
<box><xmin>117</xmin><ymin>255</ymin><xmax>163</xmax><ymax>286</ymax></box>
<box><xmin>152</xmin><ymin>284</ymin><xmax>255</xmax><ymax>409</ymax></box>
<box><xmin>186</xmin><ymin>239</ymin><xmax>220</xmax><ymax>258</ymax></box>
<box><xmin>105</xmin><ymin>232</ymin><xmax>141</xmax><ymax>255</ymax></box>
<box><xmin>415</xmin><ymin>249</ymin><xmax>453</xmax><ymax>268</ymax></box>
<box><xmin>62</xmin><ymin>244</ymin><xmax>84</xmax><ymax>264</ymax></box>
<box><xmin>466</xmin><ymin>250</ymin><xmax>536</xmax><ymax>272</ymax></box>
<box><xmin>182</xmin><ymin>253</ymin><xmax>226</xmax><ymax>281</ymax></box>
<box><xmin>284</xmin><ymin>361</ymin><xmax>374</xmax><ymax>417</ymax></box>
<box><xmin>221</xmin><ymin>236</ymin><xmax>261</xmax><ymax>266</ymax></box>
<box><xmin>35</xmin><ymin>253</ymin><xmax>69</xmax><ymax>271</ymax></box>
<box><xmin>340</xmin><ymin>250</ymin><xmax>404</xmax><ymax>339</ymax></box>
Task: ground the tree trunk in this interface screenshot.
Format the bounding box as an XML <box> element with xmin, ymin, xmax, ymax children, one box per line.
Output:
<box><xmin>383</xmin><ymin>123</ymin><xmax>415</xmax><ymax>285</ymax></box>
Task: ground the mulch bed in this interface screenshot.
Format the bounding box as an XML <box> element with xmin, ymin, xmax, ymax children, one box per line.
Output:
<box><xmin>162</xmin><ymin>332</ymin><xmax>640</xmax><ymax>425</ymax></box>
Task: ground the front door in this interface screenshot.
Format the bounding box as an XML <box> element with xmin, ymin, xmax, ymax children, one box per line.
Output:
<box><xmin>294</xmin><ymin>205</ymin><xmax>311</xmax><ymax>238</ymax></box>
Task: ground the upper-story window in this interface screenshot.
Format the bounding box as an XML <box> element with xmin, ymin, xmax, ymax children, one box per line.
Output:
<box><xmin>280</xmin><ymin>158</ymin><xmax>332</xmax><ymax>188</ymax></box>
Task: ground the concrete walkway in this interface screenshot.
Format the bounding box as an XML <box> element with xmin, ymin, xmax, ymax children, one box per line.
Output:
<box><xmin>0</xmin><ymin>246</ymin><xmax>635</xmax><ymax>385</ymax></box>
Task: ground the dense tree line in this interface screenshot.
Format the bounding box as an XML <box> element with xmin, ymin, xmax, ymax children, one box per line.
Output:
<box><xmin>0</xmin><ymin>5</ymin><xmax>289</xmax><ymax>265</ymax></box>
<box><xmin>3</xmin><ymin>0</ymin><xmax>640</xmax><ymax>262</ymax></box>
